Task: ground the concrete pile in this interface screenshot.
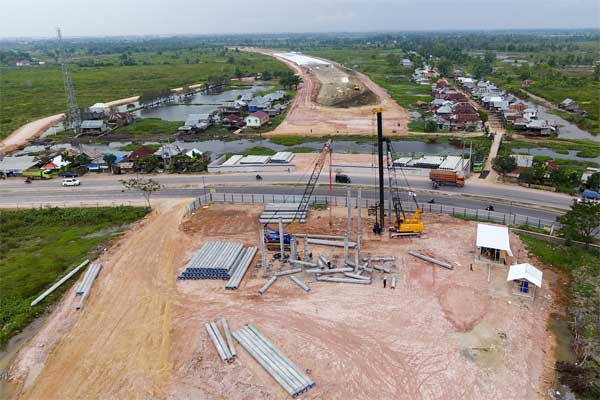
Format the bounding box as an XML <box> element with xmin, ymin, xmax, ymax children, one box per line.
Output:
<box><xmin>409</xmin><ymin>251</ymin><xmax>453</xmax><ymax>270</ymax></box>
<box><xmin>76</xmin><ymin>263</ymin><xmax>102</xmax><ymax>310</ymax></box>
<box><xmin>205</xmin><ymin>318</ymin><xmax>237</xmax><ymax>363</ymax></box>
<box><xmin>233</xmin><ymin>324</ymin><xmax>315</xmax><ymax>397</ymax></box>
<box><xmin>225</xmin><ymin>247</ymin><xmax>258</xmax><ymax>289</ymax></box>
<box><xmin>178</xmin><ymin>241</ymin><xmax>257</xmax><ymax>280</ymax></box>
<box><xmin>30</xmin><ymin>259</ymin><xmax>90</xmax><ymax>307</ymax></box>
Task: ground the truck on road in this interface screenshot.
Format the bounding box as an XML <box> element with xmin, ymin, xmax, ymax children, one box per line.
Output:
<box><xmin>429</xmin><ymin>170</ymin><xmax>465</xmax><ymax>187</ymax></box>
<box><xmin>21</xmin><ymin>169</ymin><xmax>52</xmax><ymax>180</ymax></box>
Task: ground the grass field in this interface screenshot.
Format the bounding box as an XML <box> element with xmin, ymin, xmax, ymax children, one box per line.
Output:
<box><xmin>490</xmin><ymin>63</ymin><xmax>599</xmax><ymax>135</ymax></box>
<box><xmin>0</xmin><ymin>51</ymin><xmax>289</xmax><ymax>140</ymax></box>
<box><xmin>518</xmin><ymin>234</ymin><xmax>599</xmax><ymax>398</ymax></box>
<box><xmin>0</xmin><ymin>206</ymin><xmax>148</xmax><ymax>347</ymax></box>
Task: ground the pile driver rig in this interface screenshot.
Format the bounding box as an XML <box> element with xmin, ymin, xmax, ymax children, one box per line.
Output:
<box><xmin>372</xmin><ymin>109</ymin><xmax>424</xmax><ymax>237</ymax></box>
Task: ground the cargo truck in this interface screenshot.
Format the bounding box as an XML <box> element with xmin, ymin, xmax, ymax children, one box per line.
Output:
<box><xmin>21</xmin><ymin>169</ymin><xmax>52</xmax><ymax>180</ymax></box>
<box><xmin>429</xmin><ymin>170</ymin><xmax>465</xmax><ymax>187</ymax></box>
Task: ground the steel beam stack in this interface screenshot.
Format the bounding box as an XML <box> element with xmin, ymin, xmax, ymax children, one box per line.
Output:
<box><xmin>225</xmin><ymin>247</ymin><xmax>258</xmax><ymax>289</ymax></box>
<box><xmin>260</xmin><ymin>203</ymin><xmax>307</xmax><ymax>224</ymax></box>
<box><xmin>233</xmin><ymin>325</ymin><xmax>315</xmax><ymax>397</ymax></box>
<box><xmin>178</xmin><ymin>241</ymin><xmax>244</xmax><ymax>280</ymax></box>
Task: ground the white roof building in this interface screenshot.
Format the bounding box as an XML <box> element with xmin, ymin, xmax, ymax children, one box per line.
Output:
<box><xmin>476</xmin><ymin>223</ymin><xmax>513</xmax><ymax>257</ymax></box>
<box><xmin>511</xmin><ymin>154</ymin><xmax>534</xmax><ymax>168</ymax></box>
<box><xmin>185</xmin><ymin>148</ymin><xmax>203</xmax><ymax>158</ymax></box>
<box><xmin>239</xmin><ymin>155</ymin><xmax>271</xmax><ymax>165</ymax></box>
<box><xmin>89</xmin><ymin>103</ymin><xmax>110</xmax><ymax>113</ymax></box>
<box><xmin>222</xmin><ymin>155</ymin><xmax>243</xmax><ymax>167</ymax></box>
<box><xmin>0</xmin><ymin>156</ymin><xmax>37</xmax><ymax>173</ymax></box>
<box><xmin>271</xmin><ymin>151</ymin><xmax>294</xmax><ymax>163</ymax></box>
<box><xmin>507</xmin><ymin>263</ymin><xmax>543</xmax><ymax>288</ymax></box>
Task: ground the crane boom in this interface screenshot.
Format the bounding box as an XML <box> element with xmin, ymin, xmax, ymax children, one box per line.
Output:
<box><xmin>292</xmin><ymin>139</ymin><xmax>332</xmax><ymax>223</ymax></box>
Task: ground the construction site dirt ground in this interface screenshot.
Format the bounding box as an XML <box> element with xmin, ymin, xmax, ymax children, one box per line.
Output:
<box><xmin>7</xmin><ymin>201</ymin><xmax>562</xmax><ymax>399</ymax></box>
<box><xmin>241</xmin><ymin>47</ymin><xmax>409</xmax><ymax>137</ymax></box>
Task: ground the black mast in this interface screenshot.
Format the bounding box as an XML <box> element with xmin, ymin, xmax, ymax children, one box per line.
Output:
<box><xmin>373</xmin><ymin>110</ymin><xmax>385</xmax><ymax>234</ymax></box>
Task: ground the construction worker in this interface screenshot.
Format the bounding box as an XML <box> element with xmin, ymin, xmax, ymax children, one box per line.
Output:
<box><xmin>383</xmin><ymin>277</ymin><xmax>387</xmax><ymax>289</ymax></box>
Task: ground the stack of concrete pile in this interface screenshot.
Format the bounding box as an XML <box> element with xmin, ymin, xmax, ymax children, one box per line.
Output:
<box><xmin>205</xmin><ymin>317</ymin><xmax>237</xmax><ymax>363</ymax></box>
<box><xmin>233</xmin><ymin>324</ymin><xmax>315</xmax><ymax>397</ymax></box>
<box><xmin>178</xmin><ymin>241</ymin><xmax>252</xmax><ymax>280</ymax></box>
<box><xmin>225</xmin><ymin>247</ymin><xmax>258</xmax><ymax>289</ymax></box>
<box><xmin>76</xmin><ymin>263</ymin><xmax>102</xmax><ymax>310</ymax></box>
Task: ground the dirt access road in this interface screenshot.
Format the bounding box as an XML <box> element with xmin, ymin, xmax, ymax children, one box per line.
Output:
<box><xmin>9</xmin><ymin>200</ymin><xmax>186</xmax><ymax>399</ymax></box>
<box><xmin>241</xmin><ymin>47</ymin><xmax>409</xmax><ymax>137</ymax></box>
<box><xmin>0</xmin><ymin>96</ymin><xmax>139</xmax><ymax>154</ymax></box>
<box><xmin>8</xmin><ymin>201</ymin><xmax>560</xmax><ymax>399</ymax></box>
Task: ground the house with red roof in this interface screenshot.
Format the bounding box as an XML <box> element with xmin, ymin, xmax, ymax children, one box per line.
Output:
<box><xmin>244</xmin><ymin>111</ymin><xmax>269</xmax><ymax>127</ymax></box>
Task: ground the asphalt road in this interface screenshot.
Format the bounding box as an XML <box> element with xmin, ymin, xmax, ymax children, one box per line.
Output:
<box><xmin>0</xmin><ymin>172</ymin><xmax>572</xmax><ymax>222</ymax></box>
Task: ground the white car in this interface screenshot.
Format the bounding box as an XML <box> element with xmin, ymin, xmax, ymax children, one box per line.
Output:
<box><xmin>62</xmin><ymin>178</ymin><xmax>81</xmax><ymax>187</ymax></box>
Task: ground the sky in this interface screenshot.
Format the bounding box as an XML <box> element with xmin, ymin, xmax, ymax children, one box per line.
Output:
<box><xmin>1</xmin><ymin>0</ymin><xmax>598</xmax><ymax>38</ymax></box>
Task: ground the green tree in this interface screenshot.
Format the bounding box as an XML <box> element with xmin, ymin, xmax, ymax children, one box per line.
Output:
<box><xmin>484</xmin><ymin>51</ymin><xmax>496</xmax><ymax>64</ymax></box>
<box><xmin>424</xmin><ymin>120</ymin><xmax>437</xmax><ymax>133</ymax></box>
<box><xmin>492</xmin><ymin>155</ymin><xmax>517</xmax><ymax>177</ymax></box>
<box><xmin>261</xmin><ymin>70</ymin><xmax>272</xmax><ymax>81</ymax></box>
<box><xmin>103</xmin><ymin>153</ymin><xmax>117</xmax><ymax>173</ymax></box>
<box><xmin>477</xmin><ymin>110</ymin><xmax>489</xmax><ymax>124</ymax></box>
<box><xmin>436</xmin><ymin>58</ymin><xmax>452</xmax><ymax>78</ymax></box>
<box><xmin>120</xmin><ymin>178</ymin><xmax>161</xmax><ymax>208</ymax></box>
<box><xmin>558</xmin><ymin>201</ymin><xmax>600</xmax><ymax>244</ymax></box>
<box><xmin>587</xmin><ymin>172</ymin><xmax>600</xmax><ymax>191</ymax></box>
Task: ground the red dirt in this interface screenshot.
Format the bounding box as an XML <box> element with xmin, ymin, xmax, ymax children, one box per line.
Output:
<box><xmin>240</xmin><ymin>47</ymin><xmax>409</xmax><ymax>137</ymax></box>
<box><xmin>8</xmin><ymin>203</ymin><xmax>561</xmax><ymax>399</ymax></box>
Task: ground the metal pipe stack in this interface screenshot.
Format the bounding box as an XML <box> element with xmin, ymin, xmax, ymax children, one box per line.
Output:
<box><xmin>233</xmin><ymin>325</ymin><xmax>315</xmax><ymax>397</ymax></box>
<box><xmin>178</xmin><ymin>241</ymin><xmax>245</xmax><ymax>280</ymax></box>
<box><xmin>76</xmin><ymin>263</ymin><xmax>102</xmax><ymax>310</ymax></box>
<box><xmin>225</xmin><ymin>247</ymin><xmax>258</xmax><ymax>289</ymax></box>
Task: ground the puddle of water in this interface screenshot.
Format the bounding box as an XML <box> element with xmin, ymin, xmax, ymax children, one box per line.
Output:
<box><xmin>548</xmin><ymin>318</ymin><xmax>577</xmax><ymax>363</ymax></box>
<box><xmin>135</xmin><ymin>85</ymin><xmax>273</xmax><ymax>122</ymax></box>
<box><xmin>512</xmin><ymin>147</ymin><xmax>600</xmax><ymax>164</ymax></box>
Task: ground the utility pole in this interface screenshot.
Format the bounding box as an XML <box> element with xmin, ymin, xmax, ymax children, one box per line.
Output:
<box><xmin>56</xmin><ymin>28</ymin><xmax>81</xmax><ymax>134</ymax></box>
<box><xmin>373</xmin><ymin>109</ymin><xmax>385</xmax><ymax>234</ymax></box>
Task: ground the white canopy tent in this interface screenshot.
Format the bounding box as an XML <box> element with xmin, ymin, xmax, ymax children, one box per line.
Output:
<box><xmin>507</xmin><ymin>263</ymin><xmax>542</xmax><ymax>288</ymax></box>
<box><xmin>476</xmin><ymin>224</ymin><xmax>513</xmax><ymax>255</ymax></box>
<box><xmin>507</xmin><ymin>263</ymin><xmax>542</xmax><ymax>299</ymax></box>
<box><xmin>476</xmin><ymin>223</ymin><xmax>513</xmax><ymax>264</ymax></box>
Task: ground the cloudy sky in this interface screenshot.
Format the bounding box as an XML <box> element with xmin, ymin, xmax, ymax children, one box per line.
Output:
<box><xmin>2</xmin><ymin>0</ymin><xmax>598</xmax><ymax>38</ymax></box>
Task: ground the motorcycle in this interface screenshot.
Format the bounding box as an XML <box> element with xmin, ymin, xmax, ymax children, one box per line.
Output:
<box><xmin>428</xmin><ymin>199</ymin><xmax>436</xmax><ymax>204</ymax></box>
<box><xmin>255</xmin><ymin>174</ymin><xmax>263</xmax><ymax>180</ymax></box>
<box><xmin>485</xmin><ymin>205</ymin><xmax>495</xmax><ymax>211</ymax></box>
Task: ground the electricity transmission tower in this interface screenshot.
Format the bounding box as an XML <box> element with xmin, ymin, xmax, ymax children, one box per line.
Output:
<box><xmin>56</xmin><ymin>27</ymin><xmax>81</xmax><ymax>134</ymax></box>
